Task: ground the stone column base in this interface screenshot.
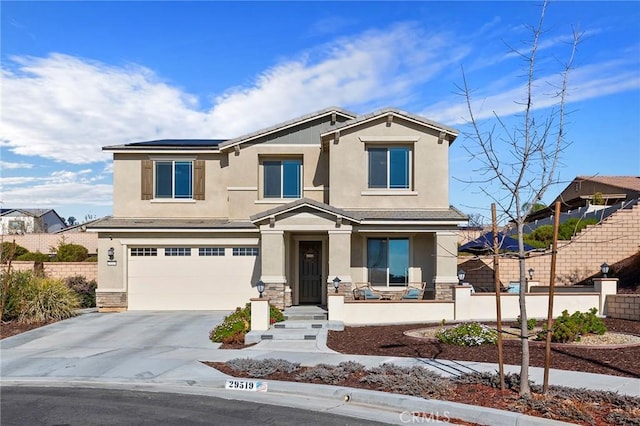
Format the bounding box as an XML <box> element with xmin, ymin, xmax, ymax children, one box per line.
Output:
<box><xmin>264</xmin><ymin>282</ymin><xmax>286</xmax><ymax>310</ymax></box>
<box><xmin>435</xmin><ymin>282</ymin><xmax>454</xmax><ymax>301</ymax></box>
<box><xmin>326</xmin><ymin>282</ymin><xmax>354</xmax><ymax>301</ymax></box>
<box><xmin>96</xmin><ymin>291</ymin><xmax>127</xmax><ymax>312</ymax></box>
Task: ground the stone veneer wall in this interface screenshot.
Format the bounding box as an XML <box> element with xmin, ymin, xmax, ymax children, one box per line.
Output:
<box><xmin>605</xmin><ymin>295</ymin><xmax>640</xmax><ymax>321</ymax></box>
<box><xmin>460</xmin><ymin>204</ymin><xmax>640</xmax><ymax>288</ymax></box>
<box><xmin>96</xmin><ymin>292</ymin><xmax>127</xmax><ymax>311</ymax></box>
<box><xmin>4</xmin><ymin>261</ymin><xmax>97</xmax><ymax>282</ymax></box>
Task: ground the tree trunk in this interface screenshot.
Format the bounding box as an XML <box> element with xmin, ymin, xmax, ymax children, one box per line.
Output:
<box><xmin>518</xmin><ymin>221</ymin><xmax>530</xmax><ymax>396</ymax></box>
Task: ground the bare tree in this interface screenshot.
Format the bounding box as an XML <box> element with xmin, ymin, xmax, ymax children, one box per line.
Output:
<box><xmin>460</xmin><ymin>0</ymin><xmax>581</xmax><ymax>396</ymax></box>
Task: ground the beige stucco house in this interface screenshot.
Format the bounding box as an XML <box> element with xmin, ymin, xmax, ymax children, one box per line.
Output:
<box><xmin>90</xmin><ymin>107</ymin><xmax>467</xmax><ymax>311</ymax></box>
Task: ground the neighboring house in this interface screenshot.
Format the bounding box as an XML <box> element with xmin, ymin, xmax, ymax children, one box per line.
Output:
<box><xmin>89</xmin><ymin>107</ymin><xmax>467</xmax><ymax>311</ymax></box>
<box><xmin>0</xmin><ymin>208</ymin><xmax>67</xmax><ymax>234</ymax></box>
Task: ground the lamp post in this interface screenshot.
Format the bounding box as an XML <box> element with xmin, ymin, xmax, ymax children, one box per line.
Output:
<box><xmin>600</xmin><ymin>262</ymin><xmax>610</xmax><ymax>278</ymax></box>
<box><xmin>332</xmin><ymin>276</ymin><xmax>341</xmax><ymax>293</ymax></box>
<box><xmin>528</xmin><ymin>268</ymin><xmax>535</xmax><ymax>281</ymax></box>
<box><xmin>457</xmin><ymin>269</ymin><xmax>466</xmax><ymax>285</ymax></box>
<box><xmin>256</xmin><ymin>280</ymin><xmax>265</xmax><ymax>298</ymax></box>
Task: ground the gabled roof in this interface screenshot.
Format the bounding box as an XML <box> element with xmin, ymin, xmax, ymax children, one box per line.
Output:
<box><xmin>320</xmin><ymin>107</ymin><xmax>459</xmax><ymax>142</ymax></box>
<box><xmin>250</xmin><ymin>198</ymin><xmax>468</xmax><ymax>225</ymax></box>
<box><xmin>87</xmin><ymin>217</ymin><xmax>256</xmax><ymax>231</ymax></box>
<box><xmin>1</xmin><ymin>208</ymin><xmax>56</xmax><ymax>218</ymax></box>
<box><xmin>574</xmin><ymin>176</ymin><xmax>640</xmax><ymax>192</ymax></box>
<box><xmin>218</xmin><ymin>107</ymin><xmax>356</xmax><ymax>152</ymax></box>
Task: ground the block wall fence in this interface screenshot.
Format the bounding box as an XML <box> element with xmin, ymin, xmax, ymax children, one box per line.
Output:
<box><xmin>1</xmin><ymin>232</ymin><xmax>98</xmax><ymax>255</ymax></box>
<box><xmin>459</xmin><ymin>204</ymin><xmax>640</xmax><ymax>288</ymax></box>
<box><xmin>4</xmin><ymin>261</ymin><xmax>98</xmax><ymax>282</ymax></box>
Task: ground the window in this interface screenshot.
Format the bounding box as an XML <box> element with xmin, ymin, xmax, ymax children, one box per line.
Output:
<box><xmin>165</xmin><ymin>247</ymin><xmax>191</xmax><ymax>256</ymax></box>
<box><xmin>367</xmin><ymin>238</ymin><xmax>409</xmax><ymax>287</ymax></box>
<box><xmin>263</xmin><ymin>159</ymin><xmax>301</xmax><ymax>198</ymax></box>
<box><xmin>155</xmin><ymin>160</ymin><xmax>193</xmax><ymax>199</ymax></box>
<box><xmin>233</xmin><ymin>247</ymin><xmax>259</xmax><ymax>256</ymax></box>
<box><xmin>199</xmin><ymin>247</ymin><xmax>225</xmax><ymax>256</ymax></box>
<box><xmin>368</xmin><ymin>147</ymin><xmax>410</xmax><ymax>189</ymax></box>
<box><xmin>130</xmin><ymin>248</ymin><xmax>157</xmax><ymax>257</ymax></box>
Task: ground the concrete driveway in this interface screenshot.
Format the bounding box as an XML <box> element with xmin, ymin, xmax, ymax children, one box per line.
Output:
<box><xmin>1</xmin><ymin>311</ymin><xmax>229</xmax><ymax>383</ymax></box>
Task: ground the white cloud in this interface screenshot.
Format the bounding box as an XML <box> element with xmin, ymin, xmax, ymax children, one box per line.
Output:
<box><xmin>0</xmin><ymin>181</ymin><xmax>112</xmax><ymax>207</ymax></box>
<box><xmin>0</xmin><ymin>160</ymin><xmax>34</xmax><ymax>170</ymax></box>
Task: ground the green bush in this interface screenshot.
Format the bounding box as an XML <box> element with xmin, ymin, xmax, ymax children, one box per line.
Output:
<box><xmin>558</xmin><ymin>218</ymin><xmax>599</xmax><ymax>240</ymax></box>
<box><xmin>55</xmin><ymin>243</ymin><xmax>88</xmax><ymax>262</ymax></box>
<box><xmin>1</xmin><ymin>242</ymin><xmax>29</xmax><ymax>263</ymax></box>
<box><xmin>64</xmin><ymin>275</ymin><xmax>97</xmax><ymax>308</ymax></box>
<box><xmin>436</xmin><ymin>322</ymin><xmax>498</xmax><ymax>346</ymax></box>
<box><xmin>0</xmin><ymin>270</ymin><xmax>33</xmax><ymax>321</ymax></box>
<box><xmin>541</xmin><ymin>308</ymin><xmax>607</xmax><ymax>343</ymax></box>
<box><xmin>16</xmin><ymin>251</ymin><xmax>50</xmax><ymax>262</ymax></box>
<box><xmin>209</xmin><ymin>303</ymin><xmax>285</xmax><ymax>344</ymax></box>
<box><xmin>516</xmin><ymin>315</ymin><xmax>537</xmax><ymax>331</ymax></box>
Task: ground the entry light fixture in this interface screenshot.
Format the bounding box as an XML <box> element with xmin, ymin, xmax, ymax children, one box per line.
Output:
<box><xmin>600</xmin><ymin>262</ymin><xmax>610</xmax><ymax>278</ymax></box>
<box><xmin>528</xmin><ymin>268</ymin><xmax>535</xmax><ymax>280</ymax></box>
<box><xmin>256</xmin><ymin>280</ymin><xmax>265</xmax><ymax>298</ymax></box>
<box><xmin>107</xmin><ymin>247</ymin><xmax>115</xmax><ymax>261</ymax></box>
<box><xmin>457</xmin><ymin>269</ymin><xmax>466</xmax><ymax>285</ymax></box>
<box><xmin>332</xmin><ymin>276</ymin><xmax>341</xmax><ymax>293</ymax></box>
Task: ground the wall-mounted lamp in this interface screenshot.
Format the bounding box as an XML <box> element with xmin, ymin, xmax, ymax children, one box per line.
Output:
<box><xmin>332</xmin><ymin>276</ymin><xmax>341</xmax><ymax>293</ymax></box>
<box><xmin>600</xmin><ymin>262</ymin><xmax>610</xmax><ymax>278</ymax></box>
<box><xmin>107</xmin><ymin>247</ymin><xmax>115</xmax><ymax>261</ymax></box>
<box><xmin>256</xmin><ymin>280</ymin><xmax>265</xmax><ymax>298</ymax></box>
<box><xmin>528</xmin><ymin>268</ymin><xmax>535</xmax><ymax>280</ymax></box>
<box><xmin>457</xmin><ymin>269</ymin><xmax>466</xmax><ymax>285</ymax></box>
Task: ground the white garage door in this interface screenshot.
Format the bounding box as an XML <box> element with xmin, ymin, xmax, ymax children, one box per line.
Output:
<box><xmin>128</xmin><ymin>246</ymin><xmax>260</xmax><ymax>310</ymax></box>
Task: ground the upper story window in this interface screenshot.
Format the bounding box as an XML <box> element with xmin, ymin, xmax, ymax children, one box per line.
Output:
<box><xmin>141</xmin><ymin>159</ymin><xmax>205</xmax><ymax>201</ymax></box>
<box><xmin>263</xmin><ymin>159</ymin><xmax>302</xmax><ymax>198</ymax></box>
<box><xmin>156</xmin><ymin>161</ymin><xmax>192</xmax><ymax>199</ymax></box>
<box><xmin>368</xmin><ymin>147</ymin><xmax>410</xmax><ymax>189</ymax></box>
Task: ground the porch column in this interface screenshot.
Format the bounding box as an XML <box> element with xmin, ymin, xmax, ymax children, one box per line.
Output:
<box><xmin>328</xmin><ymin>229</ymin><xmax>353</xmax><ymax>298</ymax></box>
<box><xmin>433</xmin><ymin>231</ymin><xmax>459</xmax><ymax>300</ymax></box>
<box><xmin>260</xmin><ymin>229</ymin><xmax>287</xmax><ymax>309</ymax></box>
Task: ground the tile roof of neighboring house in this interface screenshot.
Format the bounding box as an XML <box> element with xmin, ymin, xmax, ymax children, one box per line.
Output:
<box><xmin>0</xmin><ymin>208</ymin><xmax>55</xmax><ymax>218</ymax></box>
<box><xmin>576</xmin><ymin>176</ymin><xmax>640</xmax><ymax>192</ymax></box>
<box><xmin>218</xmin><ymin>107</ymin><xmax>357</xmax><ymax>151</ymax></box>
<box><xmin>250</xmin><ymin>198</ymin><xmax>468</xmax><ymax>224</ymax></box>
<box><xmin>320</xmin><ymin>107</ymin><xmax>459</xmax><ymax>140</ymax></box>
<box><xmin>87</xmin><ymin>217</ymin><xmax>256</xmax><ymax>230</ymax></box>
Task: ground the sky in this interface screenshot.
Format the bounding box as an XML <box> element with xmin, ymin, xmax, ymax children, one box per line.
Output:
<box><xmin>1</xmin><ymin>1</ymin><xmax>639</xmax><ymax>225</ymax></box>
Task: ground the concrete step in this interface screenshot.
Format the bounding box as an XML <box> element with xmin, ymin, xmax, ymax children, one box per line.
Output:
<box><xmin>244</xmin><ymin>320</ymin><xmax>344</xmax><ymax>344</ymax></box>
<box><xmin>283</xmin><ymin>306</ymin><xmax>328</xmax><ymax>321</ymax></box>
<box><xmin>273</xmin><ymin>320</ymin><xmax>342</xmax><ymax>330</ymax></box>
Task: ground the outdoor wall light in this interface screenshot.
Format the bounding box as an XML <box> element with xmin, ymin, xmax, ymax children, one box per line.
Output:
<box><xmin>457</xmin><ymin>269</ymin><xmax>466</xmax><ymax>285</ymax></box>
<box><xmin>600</xmin><ymin>262</ymin><xmax>610</xmax><ymax>278</ymax></box>
<box><xmin>332</xmin><ymin>276</ymin><xmax>341</xmax><ymax>293</ymax></box>
<box><xmin>256</xmin><ymin>280</ymin><xmax>265</xmax><ymax>298</ymax></box>
<box><xmin>107</xmin><ymin>247</ymin><xmax>115</xmax><ymax>261</ymax></box>
<box><xmin>528</xmin><ymin>268</ymin><xmax>535</xmax><ymax>280</ymax></box>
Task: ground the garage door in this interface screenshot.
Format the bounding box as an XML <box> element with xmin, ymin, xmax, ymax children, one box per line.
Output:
<box><xmin>128</xmin><ymin>246</ymin><xmax>260</xmax><ymax>310</ymax></box>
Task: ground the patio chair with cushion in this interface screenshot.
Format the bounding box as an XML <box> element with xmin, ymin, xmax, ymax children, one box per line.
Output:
<box><xmin>353</xmin><ymin>283</ymin><xmax>381</xmax><ymax>300</ymax></box>
<box><xmin>401</xmin><ymin>282</ymin><xmax>426</xmax><ymax>300</ymax></box>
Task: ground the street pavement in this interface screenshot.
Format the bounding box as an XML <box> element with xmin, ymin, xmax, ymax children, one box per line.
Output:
<box><xmin>1</xmin><ymin>310</ymin><xmax>638</xmax><ymax>425</ymax></box>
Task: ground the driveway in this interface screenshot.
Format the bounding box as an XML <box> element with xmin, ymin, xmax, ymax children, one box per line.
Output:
<box><xmin>1</xmin><ymin>311</ymin><xmax>229</xmax><ymax>383</ymax></box>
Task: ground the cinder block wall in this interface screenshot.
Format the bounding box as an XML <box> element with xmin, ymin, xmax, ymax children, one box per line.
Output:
<box><xmin>459</xmin><ymin>204</ymin><xmax>640</xmax><ymax>287</ymax></box>
<box><xmin>605</xmin><ymin>295</ymin><xmax>640</xmax><ymax>321</ymax></box>
<box><xmin>1</xmin><ymin>232</ymin><xmax>98</xmax><ymax>254</ymax></box>
<box><xmin>4</xmin><ymin>261</ymin><xmax>98</xmax><ymax>282</ymax></box>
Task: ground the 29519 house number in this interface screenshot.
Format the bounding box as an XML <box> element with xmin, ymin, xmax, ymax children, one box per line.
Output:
<box><xmin>225</xmin><ymin>379</ymin><xmax>268</xmax><ymax>392</ymax></box>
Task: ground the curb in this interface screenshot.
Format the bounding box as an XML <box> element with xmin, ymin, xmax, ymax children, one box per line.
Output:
<box><xmin>0</xmin><ymin>376</ymin><xmax>573</xmax><ymax>426</ymax></box>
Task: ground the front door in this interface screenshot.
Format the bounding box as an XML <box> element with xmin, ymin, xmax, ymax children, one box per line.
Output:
<box><xmin>299</xmin><ymin>241</ymin><xmax>322</xmax><ymax>304</ymax></box>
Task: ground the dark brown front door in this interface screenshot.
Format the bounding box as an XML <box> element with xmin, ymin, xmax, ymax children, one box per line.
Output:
<box><xmin>299</xmin><ymin>241</ymin><xmax>322</xmax><ymax>304</ymax></box>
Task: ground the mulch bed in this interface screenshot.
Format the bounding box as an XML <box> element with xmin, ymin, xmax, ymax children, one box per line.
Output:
<box><xmin>0</xmin><ymin>320</ymin><xmax>54</xmax><ymax>339</ymax></box>
<box><xmin>327</xmin><ymin>318</ymin><xmax>640</xmax><ymax>378</ymax></box>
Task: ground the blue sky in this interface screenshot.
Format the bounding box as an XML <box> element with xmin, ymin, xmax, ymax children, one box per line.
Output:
<box><xmin>1</xmin><ymin>1</ymin><xmax>639</xmax><ymax>224</ymax></box>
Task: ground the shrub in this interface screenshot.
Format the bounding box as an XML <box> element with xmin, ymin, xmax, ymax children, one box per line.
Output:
<box><xmin>1</xmin><ymin>242</ymin><xmax>29</xmax><ymax>263</ymax></box>
<box><xmin>360</xmin><ymin>364</ymin><xmax>451</xmax><ymax>398</ymax></box>
<box><xmin>0</xmin><ymin>270</ymin><xmax>33</xmax><ymax>321</ymax></box>
<box><xmin>436</xmin><ymin>322</ymin><xmax>498</xmax><ymax>346</ymax></box>
<box><xmin>16</xmin><ymin>251</ymin><xmax>50</xmax><ymax>262</ymax></box>
<box><xmin>16</xmin><ymin>277</ymin><xmax>79</xmax><ymax>324</ymax></box>
<box><xmin>54</xmin><ymin>243</ymin><xmax>89</xmax><ymax>262</ymax></box>
<box><xmin>558</xmin><ymin>218</ymin><xmax>599</xmax><ymax>240</ymax></box>
<box><xmin>516</xmin><ymin>315</ymin><xmax>537</xmax><ymax>331</ymax></box>
<box><xmin>209</xmin><ymin>303</ymin><xmax>284</xmax><ymax>343</ymax></box>
<box><xmin>542</xmin><ymin>308</ymin><xmax>607</xmax><ymax>343</ymax></box>
<box><xmin>64</xmin><ymin>275</ymin><xmax>97</xmax><ymax>308</ymax></box>
<box><xmin>227</xmin><ymin>358</ymin><xmax>299</xmax><ymax>377</ymax></box>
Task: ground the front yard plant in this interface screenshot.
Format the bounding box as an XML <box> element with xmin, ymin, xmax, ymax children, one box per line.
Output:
<box><xmin>539</xmin><ymin>308</ymin><xmax>607</xmax><ymax>343</ymax></box>
<box><xmin>209</xmin><ymin>303</ymin><xmax>284</xmax><ymax>344</ymax></box>
<box><xmin>435</xmin><ymin>322</ymin><xmax>498</xmax><ymax>346</ymax></box>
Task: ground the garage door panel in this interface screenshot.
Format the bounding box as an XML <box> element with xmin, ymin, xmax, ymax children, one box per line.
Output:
<box><xmin>128</xmin><ymin>249</ymin><xmax>260</xmax><ymax>310</ymax></box>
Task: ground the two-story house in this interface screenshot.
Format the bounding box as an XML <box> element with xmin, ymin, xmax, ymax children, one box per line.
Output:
<box><xmin>90</xmin><ymin>107</ymin><xmax>467</xmax><ymax>311</ymax></box>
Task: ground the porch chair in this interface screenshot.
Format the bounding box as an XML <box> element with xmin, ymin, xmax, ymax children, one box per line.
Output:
<box><xmin>401</xmin><ymin>282</ymin><xmax>426</xmax><ymax>300</ymax></box>
<box><xmin>353</xmin><ymin>283</ymin><xmax>382</xmax><ymax>300</ymax></box>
